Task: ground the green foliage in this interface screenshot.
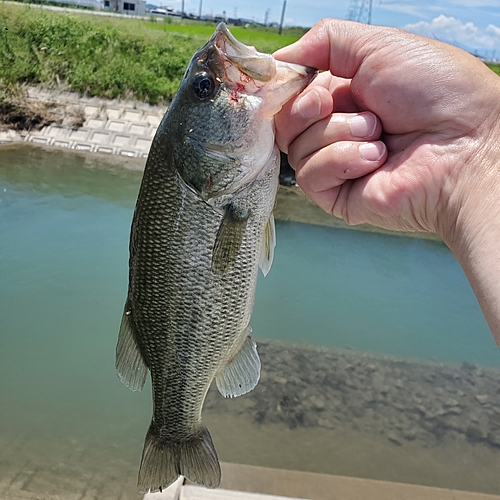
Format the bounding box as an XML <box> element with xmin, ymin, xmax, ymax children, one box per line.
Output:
<box><xmin>487</xmin><ymin>63</ymin><xmax>500</xmax><ymax>77</ymax></box>
<box><xmin>0</xmin><ymin>4</ymin><xmax>204</xmax><ymax>103</ymax></box>
<box><xmin>146</xmin><ymin>21</ymin><xmax>301</xmax><ymax>53</ymax></box>
<box><xmin>0</xmin><ymin>4</ymin><xmax>304</xmax><ymax>103</ymax></box>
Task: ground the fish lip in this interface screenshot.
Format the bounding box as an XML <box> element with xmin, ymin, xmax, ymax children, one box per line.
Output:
<box><xmin>210</xmin><ymin>22</ymin><xmax>276</xmax><ymax>82</ymax></box>
<box><xmin>212</xmin><ymin>23</ymin><xmax>256</xmax><ymax>59</ymax></box>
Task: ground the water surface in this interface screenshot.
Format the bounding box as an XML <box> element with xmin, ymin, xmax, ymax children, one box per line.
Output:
<box><xmin>1</xmin><ymin>145</ymin><xmax>499</xmax><ymax>498</ymax></box>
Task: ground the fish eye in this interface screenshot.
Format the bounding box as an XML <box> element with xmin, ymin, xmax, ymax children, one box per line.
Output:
<box><xmin>192</xmin><ymin>72</ymin><xmax>216</xmax><ymax>100</ymax></box>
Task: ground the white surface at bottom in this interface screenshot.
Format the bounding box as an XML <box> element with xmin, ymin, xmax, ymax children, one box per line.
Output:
<box><xmin>180</xmin><ymin>485</ymin><xmax>308</xmax><ymax>500</ymax></box>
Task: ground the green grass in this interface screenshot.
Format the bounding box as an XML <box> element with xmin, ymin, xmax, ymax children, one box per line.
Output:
<box><xmin>147</xmin><ymin>20</ymin><xmax>303</xmax><ymax>53</ymax></box>
<box><xmin>0</xmin><ymin>3</ymin><xmax>304</xmax><ymax>104</ymax></box>
<box><xmin>487</xmin><ymin>64</ymin><xmax>500</xmax><ymax>77</ymax></box>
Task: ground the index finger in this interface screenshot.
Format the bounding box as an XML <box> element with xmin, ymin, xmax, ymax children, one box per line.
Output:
<box><xmin>274</xmin><ymin>82</ymin><xmax>333</xmax><ymax>153</ymax></box>
<box><xmin>274</xmin><ymin>18</ymin><xmax>383</xmax><ymax>78</ymax></box>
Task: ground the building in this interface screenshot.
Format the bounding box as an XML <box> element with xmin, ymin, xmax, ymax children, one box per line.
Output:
<box><xmin>103</xmin><ymin>0</ymin><xmax>146</xmax><ymax>15</ymax></box>
<box><xmin>41</xmin><ymin>0</ymin><xmax>147</xmax><ymax>14</ymax></box>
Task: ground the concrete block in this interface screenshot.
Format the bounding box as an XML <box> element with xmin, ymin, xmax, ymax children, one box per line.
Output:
<box><xmin>83</xmin><ymin>104</ymin><xmax>99</xmax><ymax>117</ymax></box>
<box><xmin>119</xmin><ymin>149</ymin><xmax>137</xmax><ymax>157</ymax></box>
<box><xmin>73</xmin><ymin>143</ymin><xmax>93</xmax><ymax>151</ymax></box>
<box><xmin>46</xmin><ymin>125</ymin><xmax>67</xmax><ymax>138</ymax></box>
<box><xmin>29</xmin><ymin>136</ymin><xmax>50</xmax><ymax>144</ymax></box>
<box><xmin>108</xmin><ymin>121</ymin><xmax>127</xmax><ymax>132</ymax></box>
<box><xmin>70</xmin><ymin>129</ymin><xmax>90</xmax><ymax>141</ymax></box>
<box><xmin>130</xmin><ymin>124</ymin><xmax>148</xmax><ymax>135</ymax></box>
<box><xmin>123</xmin><ymin>109</ymin><xmax>142</xmax><ymax>121</ymax></box>
<box><xmin>53</xmin><ymin>140</ymin><xmax>71</xmax><ymax>148</ymax></box>
<box><xmin>0</xmin><ymin>130</ymin><xmax>20</xmax><ymax>142</ymax></box>
<box><xmin>113</xmin><ymin>134</ymin><xmax>133</xmax><ymax>146</ymax></box>
<box><xmin>86</xmin><ymin>118</ymin><xmax>106</xmax><ymax>129</ymax></box>
<box><xmin>146</xmin><ymin>114</ymin><xmax>162</xmax><ymax>127</ymax></box>
<box><xmin>106</xmin><ymin>107</ymin><xmax>122</xmax><ymax>120</ymax></box>
<box><xmin>135</xmin><ymin>138</ymin><xmax>152</xmax><ymax>151</ymax></box>
<box><xmin>96</xmin><ymin>146</ymin><xmax>115</xmax><ymax>154</ymax></box>
<box><xmin>91</xmin><ymin>131</ymin><xmax>112</xmax><ymax>144</ymax></box>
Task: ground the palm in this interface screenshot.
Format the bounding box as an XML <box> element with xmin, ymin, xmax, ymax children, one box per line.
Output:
<box><xmin>329</xmin><ymin>42</ymin><xmax>492</xmax><ymax>233</ymax></box>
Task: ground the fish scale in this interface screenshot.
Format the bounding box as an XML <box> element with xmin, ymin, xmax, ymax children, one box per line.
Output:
<box><xmin>116</xmin><ymin>23</ymin><xmax>316</xmax><ymax>493</ymax></box>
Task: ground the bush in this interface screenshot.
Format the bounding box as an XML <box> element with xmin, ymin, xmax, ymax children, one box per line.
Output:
<box><xmin>0</xmin><ymin>4</ymin><xmax>204</xmax><ymax>103</ymax></box>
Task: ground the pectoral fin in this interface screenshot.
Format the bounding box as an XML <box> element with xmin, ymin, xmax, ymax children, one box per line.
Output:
<box><xmin>216</xmin><ymin>329</ymin><xmax>261</xmax><ymax>398</ymax></box>
<box><xmin>212</xmin><ymin>204</ymin><xmax>250</xmax><ymax>274</ymax></box>
<box><xmin>259</xmin><ymin>213</ymin><xmax>275</xmax><ymax>277</ymax></box>
<box><xmin>116</xmin><ymin>303</ymin><xmax>148</xmax><ymax>391</ymax></box>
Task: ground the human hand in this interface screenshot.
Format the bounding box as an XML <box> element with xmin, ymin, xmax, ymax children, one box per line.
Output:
<box><xmin>274</xmin><ymin>20</ymin><xmax>500</xmax><ymax>239</ymax></box>
<box><xmin>274</xmin><ymin>20</ymin><xmax>500</xmax><ymax>343</ymax></box>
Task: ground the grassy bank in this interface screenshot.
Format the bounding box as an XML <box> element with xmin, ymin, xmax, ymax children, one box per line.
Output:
<box><xmin>487</xmin><ymin>63</ymin><xmax>500</xmax><ymax>77</ymax></box>
<box><xmin>0</xmin><ymin>3</ymin><xmax>302</xmax><ymax>104</ymax></box>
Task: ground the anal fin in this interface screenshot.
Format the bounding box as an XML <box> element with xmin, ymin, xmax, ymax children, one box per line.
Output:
<box><xmin>216</xmin><ymin>329</ymin><xmax>261</xmax><ymax>398</ymax></box>
<box><xmin>116</xmin><ymin>303</ymin><xmax>148</xmax><ymax>391</ymax></box>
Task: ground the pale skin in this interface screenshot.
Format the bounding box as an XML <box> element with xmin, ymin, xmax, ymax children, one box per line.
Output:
<box><xmin>273</xmin><ymin>19</ymin><xmax>500</xmax><ymax>346</ymax></box>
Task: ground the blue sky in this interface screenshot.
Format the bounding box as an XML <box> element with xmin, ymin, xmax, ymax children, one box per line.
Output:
<box><xmin>164</xmin><ymin>0</ymin><xmax>500</xmax><ymax>58</ymax></box>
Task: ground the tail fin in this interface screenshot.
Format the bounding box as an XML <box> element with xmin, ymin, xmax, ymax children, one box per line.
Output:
<box><xmin>137</xmin><ymin>421</ymin><xmax>221</xmax><ymax>493</ymax></box>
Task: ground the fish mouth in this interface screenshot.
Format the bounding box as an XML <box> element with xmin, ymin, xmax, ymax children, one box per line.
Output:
<box><xmin>211</xmin><ymin>23</ymin><xmax>277</xmax><ymax>83</ymax></box>
<box><xmin>208</xmin><ymin>23</ymin><xmax>317</xmax><ymax>116</ymax></box>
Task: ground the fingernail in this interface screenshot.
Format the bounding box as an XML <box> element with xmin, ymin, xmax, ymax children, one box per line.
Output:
<box><xmin>350</xmin><ymin>112</ymin><xmax>377</xmax><ymax>138</ymax></box>
<box><xmin>359</xmin><ymin>141</ymin><xmax>386</xmax><ymax>161</ymax></box>
<box><xmin>296</xmin><ymin>89</ymin><xmax>321</xmax><ymax>119</ymax></box>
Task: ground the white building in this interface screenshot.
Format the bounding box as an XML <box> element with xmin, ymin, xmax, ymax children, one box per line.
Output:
<box><xmin>103</xmin><ymin>0</ymin><xmax>147</xmax><ymax>15</ymax></box>
<box><xmin>49</xmin><ymin>0</ymin><xmax>104</xmax><ymax>9</ymax></box>
<box><xmin>51</xmin><ymin>0</ymin><xmax>147</xmax><ymax>15</ymax></box>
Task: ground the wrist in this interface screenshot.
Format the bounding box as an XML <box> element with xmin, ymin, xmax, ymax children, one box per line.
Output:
<box><xmin>439</xmin><ymin>94</ymin><xmax>500</xmax><ymax>344</ymax></box>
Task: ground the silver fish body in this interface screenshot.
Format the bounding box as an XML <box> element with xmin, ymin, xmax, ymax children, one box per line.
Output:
<box><xmin>116</xmin><ymin>23</ymin><xmax>316</xmax><ymax>493</ymax></box>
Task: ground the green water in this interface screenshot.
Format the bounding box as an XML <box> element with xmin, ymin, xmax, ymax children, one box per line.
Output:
<box><xmin>1</xmin><ymin>145</ymin><xmax>500</xmax><ymax>497</ymax></box>
<box><xmin>2</xmin><ymin>145</ymin><xmax>496</xmax><ymax>367</ymax></box>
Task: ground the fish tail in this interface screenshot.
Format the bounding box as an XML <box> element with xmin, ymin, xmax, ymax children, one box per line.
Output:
<box><xmin>137</xmin><ymin>421</ymin><xmax>221</xmax><ymax>493</ymax></box>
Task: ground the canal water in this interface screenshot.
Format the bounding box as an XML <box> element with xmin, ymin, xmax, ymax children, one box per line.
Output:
<box><xmin>1</xmin><ymin>145</ymin><xmax>499</xmax><ymax>498</ymax></box>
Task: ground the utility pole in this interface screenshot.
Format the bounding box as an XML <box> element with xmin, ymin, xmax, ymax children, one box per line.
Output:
<box><xmin>278</xmin><ymin>0</ymin><xmax>286</xmax><ymax>35</ymax></box>
<box><xmin>347</xmin><ymin>0</ymin><xmax>373</xmax><ymax>24</ymax></box>
<box><xmin>264</xmin><ymin>8</ymin><xmax>270</xmax><ymax>26</ymax></box>
<box><xmin>198</xmin><ymin>0</ymin><xmax>202</xmax><ymax>18</ymax></box>
<box><xmin>181</xmin><ymin>0</ymin><xmax>185</xmax><ymax>17</ymax></box>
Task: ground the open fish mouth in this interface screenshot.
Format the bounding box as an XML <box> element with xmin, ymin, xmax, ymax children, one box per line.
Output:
<box><xmin>211</xmin><ymin>23</ymin><xmax>277</xmax><ymax>83</ymax></box>
<box><xmin>207</xmin><ymin>23</ymin><xmax>317</xmax><ymax>118</ymax></box>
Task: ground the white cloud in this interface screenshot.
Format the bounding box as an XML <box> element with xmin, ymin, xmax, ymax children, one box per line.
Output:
<box><xmin>444</xmin><ymin>0</ymin><xmax>500</xmax><ymax>6</ymax></box>
<box><xmin>487</xmin><ymin>24</ymin><xmax>500</xmax><ymax>36</ymax></box>
<box><xmin>403</xmin><ymin>14</ymin><xmax>500</xmax><ymax>50</ymax></box>
<box><xmin>378</xmin><ymin>1</ymin><xmax>428</xmax><ymax>19</ymax></box>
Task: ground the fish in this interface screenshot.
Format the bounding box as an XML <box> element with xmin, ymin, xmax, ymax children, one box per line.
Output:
<box><xmin>115</xmin><ymin>23</ymin><xmax>316</xmax><ymax>493</ymax></box>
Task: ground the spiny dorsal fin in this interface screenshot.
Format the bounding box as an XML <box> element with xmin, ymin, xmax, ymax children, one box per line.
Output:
<box><xmin>216</xmin><ymin>329</ymin><xmax>261</xmax><ymax>398</ymax></box>
<box><xmin>116</xmin><ymin>304</ymin><xmax>148</xmax><ymax>391</ymax></box>
<box><xmin>212</xmin><ymin>204</ymin><xmax>250</xmax><ymax>274</ymax></box>
<box><xmin>259</xmin><ymin>212</ymin><xmax>275</xmax><ymax>277</ymax></box>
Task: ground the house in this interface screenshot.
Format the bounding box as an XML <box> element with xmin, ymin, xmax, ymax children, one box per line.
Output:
<box><xmin>103</xmin><ymin>0</ymin><xmax>147</xmax><ymax>15</ymax></box>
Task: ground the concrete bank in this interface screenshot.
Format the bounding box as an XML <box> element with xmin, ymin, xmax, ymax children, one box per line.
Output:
<box><xmin>0</xmin><ymin>87</ymin><xmax>164</xmax><ymax>158</ymax></box>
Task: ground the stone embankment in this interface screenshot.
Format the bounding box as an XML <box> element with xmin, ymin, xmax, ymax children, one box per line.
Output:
<box><xmin>204</xmin><ymin>341</ymin><xmax>500</xmax><ymax>450</ymax></box>
<box><xmin>0</xmin><ymin>87</ymin><xmax>165</xmax><ymax>158</ymax></box>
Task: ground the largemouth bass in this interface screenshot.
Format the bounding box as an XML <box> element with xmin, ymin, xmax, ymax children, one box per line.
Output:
<box><xmin>116</xmin><ymin>23</ymin><xmax>316</xmax><ymax>493</ymax></box>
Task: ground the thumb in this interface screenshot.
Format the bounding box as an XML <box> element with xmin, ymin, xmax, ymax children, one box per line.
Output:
<box><xmin>274</xmin><ymin>19</ymin><xmax>383</xmax><ymax>79</ymax></box>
